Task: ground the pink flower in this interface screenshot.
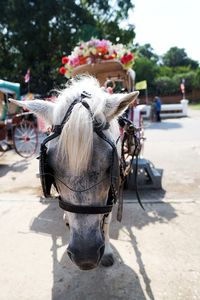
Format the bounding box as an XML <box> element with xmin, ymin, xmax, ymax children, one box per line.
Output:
<box><xmin>69</xmin><ymin>56</ymin><xmax>80</xmax><ymax>67</ymax></box>
<box><xmin>97</xmin><ymin>40</ymin><xmax>109</xmax><ymax>48</ymax></box>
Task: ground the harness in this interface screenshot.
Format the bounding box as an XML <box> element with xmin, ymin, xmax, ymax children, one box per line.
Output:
<box><xmin>39</xmin><ymin>92</ymin><xmax>143</xmax><ymax>221</ymax></box>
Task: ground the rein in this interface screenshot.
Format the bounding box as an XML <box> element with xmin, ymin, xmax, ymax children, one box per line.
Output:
<box><xmin>116</xmin><ymin>117</ymin><xmax>145</xmax><ymax>221</ymax></box>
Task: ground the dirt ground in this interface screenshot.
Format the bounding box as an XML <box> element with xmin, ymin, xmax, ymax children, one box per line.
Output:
<box><xmin>0</xmin><ymin>108</ymin><xmax>200</xmax><ymax>300</ymax></box>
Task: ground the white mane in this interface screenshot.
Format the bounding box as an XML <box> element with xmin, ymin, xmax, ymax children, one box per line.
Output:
<box><xmin>53</xmin><ymin>76</ymin><xmax>112</xmax><ymax>175</ymax></box>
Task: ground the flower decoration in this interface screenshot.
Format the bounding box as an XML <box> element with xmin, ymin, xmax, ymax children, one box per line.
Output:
<box><xmin>59</xmin><ymin>39</ymin><xmax>134</xmax><ymax>78</ymax></box>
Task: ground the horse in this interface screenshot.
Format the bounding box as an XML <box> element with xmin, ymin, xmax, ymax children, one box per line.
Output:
<box><xmin>10</xmin><ymin>76</ymin><xmax>139</xmax><ymax>270</ymax></box>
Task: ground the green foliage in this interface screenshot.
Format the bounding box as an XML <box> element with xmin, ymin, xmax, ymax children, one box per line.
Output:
<box><xmin>172</xmin><ymin>66</ymin><xmax>193</xmax><ymax>75</ymax></box>
<box><xmin>173</xmin><ymin>71</ymin><xmax>196</xmax><ymax>93</ymax></box>
<box><xmin>154</xmin><ymin>71</ymin><xmax>198</xmax><ymax>95</ymax></box>
<box><xmin>157</xmin><ymin>66</ymin><xmax>173</xmax><ymax>78</ymax></box>
<box><xmin>135</xmin><ymin>43</ymin><xmax>159</xmax><ymax>62</ymax></box>
<box><xmin>1</xmin><ymin>1</ymin><xmax>199</xmax><ymax>98</ymax></box>
<box><xmin>134</xmin><ymin>56</ymin><xmax>158</xmax><ymax>94</ymax></box>
<box><xmin>156</xmin><ymin>65</ymin><xmax>198</xmax><ymax>94</ymax></box>
<box><xmin>0</xmin><ymin>0</ymin><xmax>135</xmax><ymax>94</ymax></box>
<box><xmin>158</xmin><ymin>65</ymin><xmax>194</xmax><ymax>77</ymax></box>
<box><xmin>163</xmin><ymin>47</ymin><xmax>198</xmax><ymax>69</ymax></box>
<box><xmin>134</xmin><ymin>44</ymin><xmax>200</xmax><ymax>96</ymax></box>
<box><xmin>193</xmin><ymin>68</ymin><xmax>200</xmax><ymax>89</ymax></box>
<box><xmin>77</xmin><ymin>0</ymin><xmax>135</xmax><ymax>44</ymax></box>
<box><xmin>189</xmin><ymin>103</ymin><xmax>200</xmax><ymax>110</ymax></box>
<box><xmin>154</xmin><ymin>76</ymin><xmax>178</xmax><ymax>96</ymax></box>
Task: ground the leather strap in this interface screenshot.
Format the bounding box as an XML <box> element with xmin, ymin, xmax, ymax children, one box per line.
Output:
<box><xmin>59</xmin><ymin>197</ymin><xmax>113</xmax><ymax>214</ymax></box>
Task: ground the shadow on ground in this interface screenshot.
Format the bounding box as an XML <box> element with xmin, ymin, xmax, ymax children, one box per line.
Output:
<box><xmin>0</xmin><ymin>159</ymin><xmax>30</xmax><ymax>177</ymax></box>
<box><xmin>122</xmin><ymin>186</ymin><xmax>177</xmax><ymax>229</ymax></box>
<box><xmin>30</xmin><ymin>190</ymin><xmax>177</xmax><ymax>300</ymax></box>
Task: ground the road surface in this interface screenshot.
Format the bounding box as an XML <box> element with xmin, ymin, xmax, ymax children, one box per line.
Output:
<box><xmin>0</xmin><ymin>108</ymin><xmax>200</xmax><ymax>300</ymax></box>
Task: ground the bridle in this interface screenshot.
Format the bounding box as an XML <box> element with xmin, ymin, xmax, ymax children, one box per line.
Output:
<box><xmin>39</xmin><ymin>92</ymin><xmax>120</xmax><ymax>216</ymax></box>
<box><xmin>39</xmin><ymin>92</ymin><xmax>143</xmax><ymax>221</ymax></box>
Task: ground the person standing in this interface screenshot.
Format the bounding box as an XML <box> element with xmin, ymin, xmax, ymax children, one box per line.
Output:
<box><xmin>150</xmin><ymin>100</ymin><xmax>156</xmax><ymax>122</ymax></box>
<box><xmin>154</xmin><ymin>96</ymin><xmax>161</xmax><ymax>122</ymax></box>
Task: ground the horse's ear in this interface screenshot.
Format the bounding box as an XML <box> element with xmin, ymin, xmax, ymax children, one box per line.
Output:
<box><xmin>105</xmin><ymin>91</ymin><xmax>139</xmax><ymax>120</ymax></box>
<box><xmin>9</xmin><ymin>99</ymin><xmax>55</xmax><ymax>124</ymax></box>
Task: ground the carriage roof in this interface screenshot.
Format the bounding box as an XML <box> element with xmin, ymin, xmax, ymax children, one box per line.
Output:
<box><xmin>71</xmin><ymin>60</ymin><xmax>135</xmax><ymax>92</ymax></box>
<box><xmin>0</xmin><ymin>80</ymin><xmax>21</xmax><ymax>118</ymax></box>
<box><xmin>0</xmin><ymin>80</ymin><xmax>20</xmax><ymax>99</ymax></box>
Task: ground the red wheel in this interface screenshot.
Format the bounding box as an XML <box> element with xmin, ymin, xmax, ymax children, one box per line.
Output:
<box><xmin>13</xmin><ymin>121</ymin><xmax>38</xmax><ymax>158</ymax></box>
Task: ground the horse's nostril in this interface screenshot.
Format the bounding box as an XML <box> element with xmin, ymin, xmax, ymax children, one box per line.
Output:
<box><xmin>67</xmin><ymin>241</ymin><xmax>105</xmax><ymax>269</ymax></box>
<box><xmin>67</xmin><ymin>250</ymin><xmax>74</xmax><ymax>262</ymax></box>
<box><xmin>79</xmin><ymin>262</ymin><xmax>97</xmax><ymax>270</ymax></box>
<box><xmin>97</xmin><ymin>244</ymin><xmax>105</xmax><ymax>263</ymax></box>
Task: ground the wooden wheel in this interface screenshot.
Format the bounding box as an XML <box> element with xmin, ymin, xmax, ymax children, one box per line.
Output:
<box><xmin>13</xmin><ymin>120</ymin><xmax>38</xmax><ymax>158</ymax></box>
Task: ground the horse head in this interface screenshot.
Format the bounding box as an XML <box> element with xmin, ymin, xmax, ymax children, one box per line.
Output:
<box><xmin>10</xmin><ymin>76</ymin><xmax>139</xmax><ymax>270</ymax></box>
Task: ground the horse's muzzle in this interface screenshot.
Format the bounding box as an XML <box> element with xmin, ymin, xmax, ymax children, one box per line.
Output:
<box><xmin>67</xmin><ymin>242</ymin><xmax>105</xmax><ymax>270</ymax></box>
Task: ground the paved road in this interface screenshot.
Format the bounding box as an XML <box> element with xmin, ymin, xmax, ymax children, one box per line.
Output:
<box><xmin>0</xmin><ymin>109</ymin><xmax>200</xmax><ymax>300</ymax></box>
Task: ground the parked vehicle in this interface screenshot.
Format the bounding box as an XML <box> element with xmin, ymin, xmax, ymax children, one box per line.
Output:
<box><xmin>0</xmin><ymin>80</ymin><xmax>38</xmax><ymax>158</ymax></box>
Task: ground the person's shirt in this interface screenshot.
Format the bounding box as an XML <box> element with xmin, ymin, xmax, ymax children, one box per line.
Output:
<box><xmin>156</xmin><ymin>99</ymin><xmax>161</xmax><ymax>111</ymax></box>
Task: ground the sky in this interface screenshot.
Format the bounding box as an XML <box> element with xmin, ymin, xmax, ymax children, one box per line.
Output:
<box><xmin>130</xmin><ymin>0</ymin><xmax>200</xmax><ymax>63</ymax></box>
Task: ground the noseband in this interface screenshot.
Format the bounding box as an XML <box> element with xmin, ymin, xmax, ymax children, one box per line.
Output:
<box><xmin>39</xmin><ymin>92</ymin><xmax>120</xmax><ymax>216</ymax></box>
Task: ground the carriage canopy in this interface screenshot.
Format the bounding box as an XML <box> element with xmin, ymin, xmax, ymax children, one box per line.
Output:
<box><xmin>0</xmin><ymin>80</ymin><xmax>20</xmax><ymax>99</ymax></box>
<box><xmin>59</xmin><ymin>39</ymin><xmax>135</xmax><ymax>92</ymax></box>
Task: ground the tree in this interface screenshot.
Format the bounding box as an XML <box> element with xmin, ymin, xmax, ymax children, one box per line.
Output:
<box><xmin>154</xmin><ymin>76</ymin><xmax>178</xmax><ymax>96</ymax></box>
<box><xmin>135</xmin><ymin>43</ymin><xmax>159</xmax><ymax>62</ymax></box>
<box><xmin>193</xmin><ymin>68</ymin><xmax>200</xmax><ymax>89</ymax></box>
<box><xmin>134</xmin><ymin>56</ymin><xmax>158</xmax><ymax>94</ymax></box>
<box><xmin>157</xmin><ymin>65</ymin><xmax>173</xmax><ymax>78</ymax></box>
<box><xmin>163</xmin><ymin>47</ymin><xmax>198</xmax><ymax>69</ymax></box>
<box><xmin>0</xmin><ymin>0</ymin><xmax>135</xmax><ymax>94</ymax></box>
<box><xmin>173</xmin><ymin>71</ymin><xmax>196</xmax><ymax>93</ymax></box>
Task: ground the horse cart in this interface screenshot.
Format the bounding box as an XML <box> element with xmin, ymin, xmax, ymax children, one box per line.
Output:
<box><xmin>70</xmin><ymin>60</ymin><xmax>162</xmax><ymax>190</ymax></box>
<box><xmin>0</xmin><ymin>80</ymin><xmax>38</xmax><ymax>158</ymax></box>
